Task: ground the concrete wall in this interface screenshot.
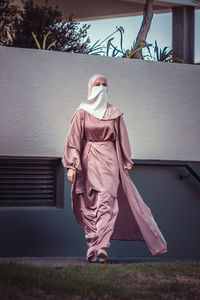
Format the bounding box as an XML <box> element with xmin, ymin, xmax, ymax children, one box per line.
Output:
<box><xmin>0</xmin><ymin>46</ymin><xmax>200</xmax><ymax>161</ymax></box>
<box><xmin>0</xmin><ymin>46</ymin><xmax>200</xmax><ymax>260</ymax></box>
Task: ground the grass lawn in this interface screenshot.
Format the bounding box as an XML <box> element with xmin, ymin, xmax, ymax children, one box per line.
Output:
<box><xmin>0</xmin><ymin>261</ymin><xmax>199</xmax><ymax>299</ymax></box>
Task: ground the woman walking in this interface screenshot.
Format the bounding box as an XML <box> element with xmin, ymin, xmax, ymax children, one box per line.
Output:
<box><xmin>62</xmin><ymin>74</ymin><xmax>167</xmax><ymax>263</ymax></box>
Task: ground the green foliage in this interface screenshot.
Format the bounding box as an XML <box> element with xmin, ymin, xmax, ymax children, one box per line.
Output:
<box><xmin>0</xmin><ymin>0</ymin><xmax>185</xmax><ymax>63</ymax></box>
<box><xmin>89</xmin><ymin>26</ymin><xmax>153</xmax><ymax>60</ymax></box>
<box><xmin>32</xmin><ymin>31</ymin><xmax>57</xmax><ymax>50</ymax></box>
<box><xmin>0</xmin><ymin>0</ymin><xmax>19</xmax><ymax>45</ymax></box>
<box><xmin>0</xmin><ymin>0</ymin><xmax>91</xmax><ymax>53</ymax></box>
<box><xmin>94</xmin><ymin>27</ymin><xmax>183</xmax><ymax>63</ymax></box>
<box><xmin>153</xmin><ymin>40</ymin><xmax>183</xmax><ymax>63</ymax></box>
<box><xmin>123</xmin><ymin>39</ymin><xmax>153</xmax><ymax>59</ymax></box>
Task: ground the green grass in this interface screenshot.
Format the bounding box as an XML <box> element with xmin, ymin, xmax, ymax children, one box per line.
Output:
<box><xmin>0</xmin><ymin>261</ymin><xmax>199</xmax><ymax>299</ymax></box>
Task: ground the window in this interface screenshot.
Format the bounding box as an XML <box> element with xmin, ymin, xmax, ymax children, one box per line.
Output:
<box><xmin>0</xmin><ymin>157</ymin><xmax>64</xmax><ymax>207</ymax></box>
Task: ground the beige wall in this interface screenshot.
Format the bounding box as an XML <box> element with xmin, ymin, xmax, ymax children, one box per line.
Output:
<box><xmin>0</xmin><ymin>45</ymin><xmax>200</xmax><ymax>161</ymax></box>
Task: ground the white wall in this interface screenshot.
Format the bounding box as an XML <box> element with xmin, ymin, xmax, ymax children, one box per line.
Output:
<box><xmin>0</xmin><ymin>46</ymin><xmax>200</xmax><ymax>161</ymax></box>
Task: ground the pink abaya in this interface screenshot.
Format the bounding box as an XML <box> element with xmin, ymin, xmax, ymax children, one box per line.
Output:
<box><xmin>62</xmin><ymin>103</ymin><xmax>167</xmax><ymax>259</ymax></box>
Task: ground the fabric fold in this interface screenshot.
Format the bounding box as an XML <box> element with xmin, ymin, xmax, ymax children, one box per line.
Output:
<box><xmin>112</xmin><ymin>118</ymin><xmax>167</xmax><ymax>255</ymax></box>
<box><xmin>62</xmin><ymin>108</ymin><xmax>84</xmax><ymax>173</ymax></box>
<box><xmin>117</xmin><ymin>115</ymin><xmax>134</xmax><ymax>170</ymax></box>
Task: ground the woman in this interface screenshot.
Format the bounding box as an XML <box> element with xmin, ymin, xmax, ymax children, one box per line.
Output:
<box><xmin>62</xmin><ymin>74</ymin><xmax>167</xmax><ymax>263</ymax></box>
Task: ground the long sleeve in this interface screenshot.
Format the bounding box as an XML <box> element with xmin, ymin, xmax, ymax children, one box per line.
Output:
<box><xmin>118</xmin><ymin>114</ymin><xmax>134</xmax><ymax>170</ymax></box>
<box><xmin>62</xmin><ymin>109</ymin><xmax>84</xmax><ymax>173</ymax></box>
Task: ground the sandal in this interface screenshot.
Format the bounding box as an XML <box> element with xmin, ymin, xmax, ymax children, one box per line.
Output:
<box><xmin>86</xmin><ymin>254</ymin><xmax>97</xmax><ymax>263</ymax></box>
<box><xmin>97</xmin><ymin>248</ymin><xmax>108</xmax><ymax>263</ymax></box>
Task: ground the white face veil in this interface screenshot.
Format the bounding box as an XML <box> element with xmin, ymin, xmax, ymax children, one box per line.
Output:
<box><xmin>77</xmin><ymin>74</ymin><xmax>108</xmax><ymax>119</ymax></box>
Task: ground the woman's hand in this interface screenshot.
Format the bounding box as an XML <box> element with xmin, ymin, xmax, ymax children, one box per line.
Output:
<box><xmin>67</xmin><ymin>168</ymin><xmax>76</xmax><ymax>183</ymax></box>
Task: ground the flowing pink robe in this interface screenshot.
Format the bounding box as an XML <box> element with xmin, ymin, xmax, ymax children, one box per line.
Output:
<box><xmin>62</xmin><ymin>103</ymin><xmax>167</xmax><ymax>257</ymax></box>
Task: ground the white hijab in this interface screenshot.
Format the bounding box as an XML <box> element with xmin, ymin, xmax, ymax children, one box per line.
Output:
<box><xmin>77</xmin><ymin>74</ymin><xmax>108</xmax><ymax>119</ymax></box>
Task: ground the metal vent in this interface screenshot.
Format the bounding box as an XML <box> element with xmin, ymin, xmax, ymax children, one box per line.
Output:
<box><xmin>0</xmin><ymin>158</ymin><xmax>57</xmax><ymax>206</ymax></box>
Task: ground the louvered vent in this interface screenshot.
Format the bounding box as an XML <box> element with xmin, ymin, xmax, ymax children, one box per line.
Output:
<box><xmin>0</xmin><ymin>158</ymin><xmax>56</xmax><ymax>206</ymax></box>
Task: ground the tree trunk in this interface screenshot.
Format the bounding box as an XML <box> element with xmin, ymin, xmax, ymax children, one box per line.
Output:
<box><xmin>133</xmin><ymin>0</ymin><xmax>153</xmax><ymax>59</ymax></box>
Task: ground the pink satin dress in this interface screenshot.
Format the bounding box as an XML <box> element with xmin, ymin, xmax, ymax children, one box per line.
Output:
<box><xmin>62</xmin><ymin>107</ymin><xmax>132</xmax><ymax>259</ymax></box>
<box><xmin>62</xmin><ymin>105</ymin><xmax>168</xmax><ymax>259</ymax></box>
